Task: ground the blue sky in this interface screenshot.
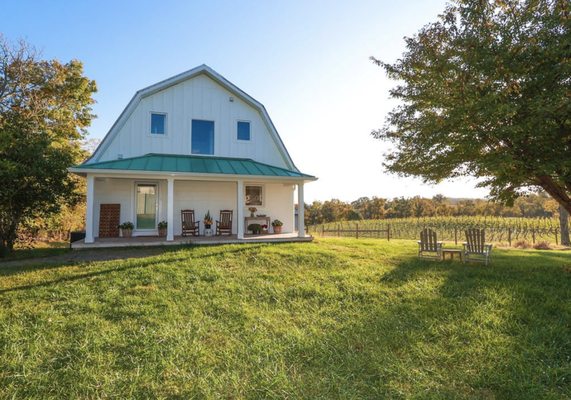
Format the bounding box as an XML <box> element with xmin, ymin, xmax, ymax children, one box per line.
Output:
<box><xmin>3</xmin><ymin>0</ymin><xmax>488</xmax><ymax>202</ymax></box>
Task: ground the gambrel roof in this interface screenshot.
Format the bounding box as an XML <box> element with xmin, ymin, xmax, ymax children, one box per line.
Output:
<box><xmin>86</xmin><ymin>64</ymin><xmax>299</xmax><ymax>171</ymax></box>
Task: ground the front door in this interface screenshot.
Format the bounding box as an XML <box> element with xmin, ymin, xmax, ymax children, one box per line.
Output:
<box><xmin>136</xmin><ymin>183</ymin><xmax>157</xmax><ymax>230</ymax></box>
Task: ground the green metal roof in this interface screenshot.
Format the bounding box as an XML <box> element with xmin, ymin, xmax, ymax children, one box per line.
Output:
<box><xmin>73</xmin><ymin>153</ymin><xmax>315</xmax><ymax>179</ymax></box>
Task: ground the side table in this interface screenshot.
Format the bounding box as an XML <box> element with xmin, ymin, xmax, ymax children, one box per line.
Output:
<box><xmin>442</xmin><ymin>249</ymin><xmax>463</xmax><ymax>261</ymax></box>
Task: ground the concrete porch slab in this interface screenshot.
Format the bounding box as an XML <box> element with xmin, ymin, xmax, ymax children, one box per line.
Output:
<box><xmin>71</xmin><ymin>233</ymin><xmax>313</xmax><ymax>249</ymax></box>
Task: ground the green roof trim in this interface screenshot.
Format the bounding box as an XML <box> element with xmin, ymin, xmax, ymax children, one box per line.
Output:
<box><xmin>74</xmin><ymin>154</ymin><xmax>315</xmax><ymax>179</ymax></box>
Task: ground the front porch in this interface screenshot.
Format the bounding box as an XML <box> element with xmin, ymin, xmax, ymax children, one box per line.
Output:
<box><xmin>71</xmin><ymin>232</ymin><xmax>313</xmax><ymax>249</ymax></box>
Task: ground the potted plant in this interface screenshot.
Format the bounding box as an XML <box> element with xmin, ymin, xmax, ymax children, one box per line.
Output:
<box><xmin>118</xmin><ymin>221</ymin><xmax>134</xmax><ymax>238</ymax></box>
<box><xmin>157</xmin><ymin>221</ymin><xmax>168</xmax><ymax>236</ymax></box>
<box><xmin>204</xmin><ymin>211</ymin><xmax>213</xmax><ymax>229</ymax></box>
<box><xmin>248</xmin><ymin>207</ymin><xmax>257</xmax><ymax>217</ymax></box>
<box><xmin>262</xmin><ymin>224</ymin><xmax>268</xmax><ymax>234</ymax></box>
<box><xmin>271</xmin><ymin>219</ymin><xmax>283</xmax><ymax>234</ymax></box>
<box><xmin>247</xmin><ymin>223</ymin><xmax>262</xmax><ymax>235</ymax></box>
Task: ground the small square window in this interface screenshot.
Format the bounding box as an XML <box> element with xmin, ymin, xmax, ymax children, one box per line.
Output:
<box><xmin>237</xmin><ymin>121</ymin><xmax>250</xmax><ymax>141</ymax></box>
<box><xmin>245</xmin><ymin>185</ymin><xmax>263</xmax><ymax>206</ymax></box>
<box><xmin>151</xmin><ymin>113</ymin><xmax>166</xmax><ymax>134</ymax></box>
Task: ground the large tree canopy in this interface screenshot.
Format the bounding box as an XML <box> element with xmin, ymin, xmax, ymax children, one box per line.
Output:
<box><xmin>372</xmin><ymin>0</ymin><xmax>571</xmax><ymax>213</ymax></box>
<box><xmin>0</xmin><ymin>37</ymin><xmax>96</xmax><ymax>254</ymax></box>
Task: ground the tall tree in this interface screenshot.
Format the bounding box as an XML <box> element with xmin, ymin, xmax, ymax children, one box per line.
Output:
<box><xmin>371</xmin><ymin>1</ymin><xmax>571</xmax><ymax>214</ymax></box>
<box><xmin>559</xmin><ymin>205</ymin><xmax>570</xmax><ymax>246</ymax></box>
<box><xmin>0</xmin><ymin>37</ymin><xmax>96</xmax><ymax>255</ymax></box>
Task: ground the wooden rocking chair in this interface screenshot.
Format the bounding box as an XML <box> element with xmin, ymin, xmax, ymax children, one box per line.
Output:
<box><xmin>418</xmin><ymin>228</ymin><xmax>443</xmax><ymax>260</ymax></box>
<box><xmin>463</xmin><ymin>229</ymin><xmax>492</xmax><ymax>265</ymax></box>
<box><xmin>181</xmin><ymin>209</ymin><xmax>200</xmax><ymax>236</ymax></box>
<box><xmin>216</xmin><ymin>210</ymin><xmax>233</xmax><ymax>236</ymax></box>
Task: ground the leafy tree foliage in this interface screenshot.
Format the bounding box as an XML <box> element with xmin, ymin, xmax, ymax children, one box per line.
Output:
<box><xmin>0</xmin><ymin>37</ymin><xmax>96</xmax><ymax>254</ymax></box>
<box><xmin>371</xmin><ymin>0</ymin><xmax>571</xmax><ymax>213</ymax></box>
<box><xmin>304</xmin><ymin>193</ymin><xmax>560</xmax><ymax>225</ymax></box>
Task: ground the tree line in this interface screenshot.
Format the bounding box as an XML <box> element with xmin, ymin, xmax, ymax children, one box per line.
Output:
<box><xmin>304</xmin><ymin>193</ymin><xmax>562</xmax><ymax>225</ymax></box>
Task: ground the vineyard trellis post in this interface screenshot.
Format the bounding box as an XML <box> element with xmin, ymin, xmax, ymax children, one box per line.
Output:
<box><xmin>454</xmin><ymin>227</ymin><xmax>458</xmax><ymax>245</ymax></box>
<box><xmin>532</xmin><ymin>229</ymin><xmax>536</xmax><ymax>244</ymax></box>
<box><xmin>555</xmin><ymin>230</ymin><xmax>558</xmax><ymax>245</ymax></box>
<box><xmin>337</xmin><ymin>224</ymin><xmax>340</xmax><ymax>237</ymax></box>
<box><xmin>356</xmin><ymin>223</ymin><xmax>359</xmax><ymax>239</ymax></box>
<box><xmin>387</xmin><ymin>223</ymin><xmax>390</xmax><ymax>241</ymax></box>
<box><xmin>508</xmin><ymin>228</ymin><xmax>512</xmax><ymax>247</ymax></box>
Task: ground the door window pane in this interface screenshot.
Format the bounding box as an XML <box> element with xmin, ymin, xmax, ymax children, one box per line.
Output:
<box><xmin>192</xmin><ymin>119</ymin><xmax>214</xmax><ymax>154</ymax></box>
<box><xmin>136</xmin><ymin>184</ymin><xmax>157</xmax><ymax>229</ymax></box>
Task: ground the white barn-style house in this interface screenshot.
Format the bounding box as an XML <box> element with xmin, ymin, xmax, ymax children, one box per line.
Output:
<box><xmin>69</xmin><ymin>65</ymin><xmax>316</xmax><ymax>245</ymax></box>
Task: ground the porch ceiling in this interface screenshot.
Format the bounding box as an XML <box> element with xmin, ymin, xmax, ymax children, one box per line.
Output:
<box><xmin>70</xmin><ymin>153</ymin><xmax>315</xmax><ymax>180</ymax></box>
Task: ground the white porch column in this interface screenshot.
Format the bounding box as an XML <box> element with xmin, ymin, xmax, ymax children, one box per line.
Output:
<box><xmin>297</xmin><ymin>182</ymin><xmax>305</xmax><ymax>238</ymax></box>
<box><xmin>167</xmin><ymin>177</ymin><xmax>174</xmax><ymax>241</ymax></box>
<box><xmin>237</xmin><ymin>180</ymin><xmax>244</xmax><ymax>239</ymax></box>
<box><xmin>85</xmin><ymin>174</ymin><xmax>95</xmax><ymax>243</ymax></box>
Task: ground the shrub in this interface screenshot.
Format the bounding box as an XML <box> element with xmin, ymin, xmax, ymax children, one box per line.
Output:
<box><xmin>157</xmin><ymin>221</ymin><xmax>168</xmax><ymax>229</ymax></box>
<box><xmin>119</xmin><ymin>222</ymin><xmax>134</xmax><ymax>230</ymax></box>
<box><xmin>533</xmin><ymin>241</ymin><xmax>552</xmax><ymax>250</ymax></box>
<box><xmin>248</xmin><ymin>224</ymin><xmax>262</xmax><ymax>234</ymax></box>
<box><xmin>514</xmin><ymin>240</ymin><xmax>531</xmax><ymax>249</ymax></box>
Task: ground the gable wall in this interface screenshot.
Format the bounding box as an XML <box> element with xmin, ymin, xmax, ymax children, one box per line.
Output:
<box><xmin>96</xmin><ymin>74</ymin><xmax>289</xmax><ymax>168</ymax></box>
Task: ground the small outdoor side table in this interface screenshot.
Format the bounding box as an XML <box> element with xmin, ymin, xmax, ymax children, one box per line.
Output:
<box><xmin>442</xmin><ymin>249</ymin><xmax>463</xmax><ymax>261</ymax></box>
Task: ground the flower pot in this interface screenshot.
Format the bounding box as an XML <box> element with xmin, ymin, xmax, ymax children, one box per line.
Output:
<box><xmin>121</xmin><ymin>228</ymin><xmax>133</xmax><ymax>238</ymax></box>
<box><xmin>158</xmin><ymin>228</ymin><xmax>167</xmax><ymax>237</ymax></box>
<box><xmin>273</xmin><ymin>226</ymin><xmax>282</xmax><ymax>234</ymax></box>
<box><xmin>205</xmin><ymin>224</ymin><xmax>211</xmax><ymax>230</ymax></box>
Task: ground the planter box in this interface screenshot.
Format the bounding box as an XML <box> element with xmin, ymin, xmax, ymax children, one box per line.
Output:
<box><xmin>120</xmin><ymin>228</ymin><xmax>133</xmax><ymax>238</ymax></box>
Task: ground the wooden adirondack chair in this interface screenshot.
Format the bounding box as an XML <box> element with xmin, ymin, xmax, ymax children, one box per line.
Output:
<box><xmin>418</xmin><ymin>228</ymin><xmax>443</xmax><ymax>260</ymax></box>
<box><xmin>463</xmin><ymin>229</ymin><xmax>492</xmax><ymax>265</ymax></box>
<box><xmin>181</xmin><ymin>209</ymin><xmax>200</xmax><ymax>236</ymax></box>
<box><xmin>216</xmin><ymin>210</ymin><xmax>233</xmax><ymax>236</ymax></box>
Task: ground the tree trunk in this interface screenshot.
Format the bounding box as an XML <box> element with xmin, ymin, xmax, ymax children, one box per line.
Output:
<box><xmin>537</xmin><ymin>176</ymin><xmax>571</xmax><ymax>215</ymax></box>
<box><xmin>560</xmin><ymin>205</ymin><xmax>570</xmax><ymax>246</ymax></box>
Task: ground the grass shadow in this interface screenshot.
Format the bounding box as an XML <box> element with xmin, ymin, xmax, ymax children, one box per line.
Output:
<box><xmin>0</xmin><ymin>253</ymin><xmax>196</xmax><ymax>294</ymax></box>
<box><xmin>289</xmin><ymin>253</ymin><xmax>571</xmax><ymax>398</ymax></box>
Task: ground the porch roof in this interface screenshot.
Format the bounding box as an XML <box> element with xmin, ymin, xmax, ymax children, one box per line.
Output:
<box><xmin>72</xmin><ymin>153</ymin><xmax>315</xmax><ymax>179</ymax></box>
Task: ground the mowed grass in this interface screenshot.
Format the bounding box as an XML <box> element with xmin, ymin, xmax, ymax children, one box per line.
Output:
<box><xmin>0</xmin><ymin>239</ymin><xmax>570</xmax><ymax>399</ymax></box>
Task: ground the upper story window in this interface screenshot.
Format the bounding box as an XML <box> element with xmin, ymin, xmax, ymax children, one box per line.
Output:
<box><xmin>150</xmin><ymin>113</ymin><xmax>166</xmax><ymax>135</ymax></box>
<box><xmin>237</xmin><ymin>121</ymin><xmax>251</xmax><ymax>141</ymax></box>
<box><xmin>192</xmin><ymin>119</ymin><xmax>214</xmax><ymax>155</ymax></box>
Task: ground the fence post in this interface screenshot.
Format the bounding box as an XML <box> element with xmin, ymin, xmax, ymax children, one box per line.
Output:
<box><xmin>387</xmin><ymin>223</ymin><xmax>390</xmax><ymax>241</ymax></box>
<box><xmin>508</xmin><ymin>228</ymin><xmax>512</xmax><ymax>247</ymax></box>
<box><xmin>337</xmin><ymin>224</ymin><xmax>340</xmax><ymax>237</ymax></box>
<box><xmin>555</xmin><ymin>230</ymin><xmax>558</xmax><ymax>245</ymax></box>
<box><xmin>356</xmin><ymin>223</ymin><xmax>359</xmax><ymax>239</ymax></box>
<box><xmin>532</xmin><ymin>229</ymin><xmax>536</xmax><ymax>244</ymax></box>
<box><xmin>454</xmin><ymin>227</ymin><xmax>458</xmax><ymax>245</ymax></box>
<box><xmin>321</xmin><ymin>225</ymin><xmax>324</xmax><ymax>237</ymax></box>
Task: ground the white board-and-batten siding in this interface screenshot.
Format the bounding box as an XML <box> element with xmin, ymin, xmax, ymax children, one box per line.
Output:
<box><xmin>94</xmin><ymin>74</ymin><xmax>289</xmax><ymax>168</ymax></box>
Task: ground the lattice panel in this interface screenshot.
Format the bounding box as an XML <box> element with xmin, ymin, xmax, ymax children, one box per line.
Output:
<box><xmin>99</xmin><ymin>204</ymin><xmax>120</xmax><ymax>238</ymax></box>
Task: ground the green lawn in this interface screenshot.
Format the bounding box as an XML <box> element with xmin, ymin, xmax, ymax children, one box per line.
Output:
<box><xmin>1</xmin><ymin>239</ymin><xmax>570</xmax><ymax>399</ymax></box>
